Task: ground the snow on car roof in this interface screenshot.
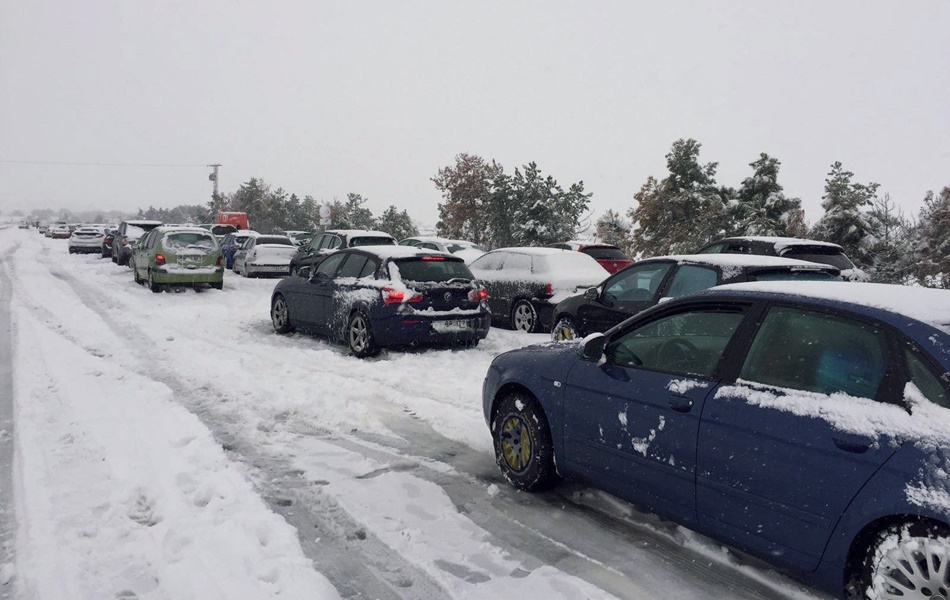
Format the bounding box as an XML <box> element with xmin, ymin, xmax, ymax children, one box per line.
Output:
<box><xmin>714</xmin><ymin>281</ymin><xmax>950</xmax><ymax>333</ymax></box>
<box><xmin>490</xmin><ymin>246</ymin><xmax>578</xmax><ymax>256</ymax></box>
<box><xmin>653</xmin><ymin>253</ymin><xmax>837</xmax><ymax>270</ymax></box>
<box><xmin>352</xmin><ymin>246</ymin><xmax>461</xmax><ymax>260</ymax></box>
<box><xmin>723</xmin><ymin>236</ymin><xmax>844</xmax><ymax>251</ymax></box>
<box><xmin>124</xmin><ymin>220</ymin><xmax>164</xmax><ymax>226</ymax></box>
<box><xmin>327</xmin><ymin>229</ymin><xmax>394</xmax><ymax>238</ymax></box>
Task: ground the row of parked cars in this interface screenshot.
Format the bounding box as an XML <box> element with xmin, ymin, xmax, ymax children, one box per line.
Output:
<box><xmin>49</xmin><ymin>217</ymin><xmax>950</xmax><ymax>599</ymax></box>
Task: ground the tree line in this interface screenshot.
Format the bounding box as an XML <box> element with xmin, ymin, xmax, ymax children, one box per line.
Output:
<box><xmin>125</xmin><ymin>138</ymin><xmax>948</xmax><ymax>287</ymax></box>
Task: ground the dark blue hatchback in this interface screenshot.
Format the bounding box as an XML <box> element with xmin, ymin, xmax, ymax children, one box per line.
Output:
<box><xmin>271</xmin><ymin>246</ymin><xmax>491</xmax><ymax>357</ymax></box>
<box><xmin>483</xmin><ymin>281</ymin><xmax>950</xmax><ymax>599</ymax></box>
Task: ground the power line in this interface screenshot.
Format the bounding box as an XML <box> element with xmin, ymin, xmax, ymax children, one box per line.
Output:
<box><xmin>0</xmin><ymin>159</ymin><xmax>208</xmax><ymax>168</ymax></box>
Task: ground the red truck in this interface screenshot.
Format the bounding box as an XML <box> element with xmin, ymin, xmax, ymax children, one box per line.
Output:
<box><xmin>216</xmin><ymin>211</ymin><xmax>249</xmax><ymax>230</ymax></box>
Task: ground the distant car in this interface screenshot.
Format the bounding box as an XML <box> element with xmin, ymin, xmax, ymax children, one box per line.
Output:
<box><xmin>399</xmin><ymin>236</ymin><xmax>488</xmax><ymax>264</ymax></box>
<box><xmin>67</xmin><ymin>226</ymin><xmax>106</xmax><ymax>254</ymax></box>
<box><xmin>219</xmin><ymin>230</ymin><xmax>259</xmax><ymax>269</ymax></box>
<box><xmin>547</xmin><ymin>241</ymin><xmax>633</xmax><ymax>274</ymax></box>
<box><xmin>484</xmin><ymin>280</ymin><xmax>950</xmax><ymax>600</ymax></box>
<box><xmin>697</xmin><ymin>236</ymin><xmax>868</xmax><ymax>281</ymax></box>
<box><xmin>48</xmin><ymin>224</ymin><xmax>71</xmax><ymax>239</ymax></box>
<box><xmin>281</xmin><ymin>230</ymin><xmax>314</xmax><ymax>247</ymax></box>
<box><xmin>271</xmin><ymin>246</ymin><xmax>490</xmax><ymax>357</ymax></box>
<box><xmin>233</xmin><ymin>235</ymin><xmax>297</xmax><ymax>277</ymax></box>
<box><xmin>550</xmin><ymin>254</ymin><xmax>842</xmax><ymax>340</ymax></box>
<box><xmin>131</xmin><ymin>226</ymin><xmax>224</xmax><ymax>292</ymax></box>
<box><xmin>468</xmin><ymin>247</ymin><xmax>609</xmax><ymax>333</ymax></box>
<box><xmin>289</xmin><ymin>229</ymin><xmax>397</xmax><ymax>277</ymax></box>
<box><xmin>100</xmin><ymin>229</ymin><xmax>117</xmax><ymax>258</ymax></box>
<box><xmin>18</xmin><ymin>221</ymin><xmax>30</xmax><ymax>229</ymax></box>
<box><xmin>112</xmin><ymin>220</ymin><xmax>163</xmax><ymax>266</ymax></box>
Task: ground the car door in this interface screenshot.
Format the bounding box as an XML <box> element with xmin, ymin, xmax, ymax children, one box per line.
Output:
<box><xmin>296</xmin><ymin>252</ymin><xmax>348</xmax><ymax>332</ymax></box>
<box><xmin>660</xmin><ymin>264</ymin><xmax>720</xmax><ymax>300</ymax></box>
<box><xmin>696</xmin><ymin>303</ymin><xmax>901</xmax><ymax>571</ymax></box>
<box><xmin>562</xmin><ymin>304</ymin><xmax>748</xmax><ymax>525</ymax></box>
<box><xmin>325</xmin><ymin>252</ymin><xmax>379</xmax><ymax>334</ymax></box>
<box><xmin>469</xmin><ymin>252</ymin><xmax>508</xmax><ymax>320</ymax></box>
<box><xmin>295</xmin><ymin>235</ymin><xmax>324</xmax><ymax>271</ymax></box>
<box><xmin>575</xmin><ymin>261</ymin><xmax>673</xmax><ymax>334</ymax></box>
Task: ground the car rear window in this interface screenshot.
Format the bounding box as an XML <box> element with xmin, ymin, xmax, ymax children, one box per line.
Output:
<box><xmin>351</xmin><ymin>236</ymin><xmax>396</xmax><ymax>247</ymax></box>
<box><xmin>781</xmin><ymin>248</ymin><xmax>855</xmax><ymax>270</ymax></box>
<box><xmin>164</xmin><ymin>232</ymin><xmax>216</xmax><ymax>250</ymax></box>
<box><xmin>256</xmin><ymin>236</ymin><xmax>293</xmax><ymax>246</ymax></box>
<box><xmin>391</xmin><ymin>258</ymin><xmax>473</xmax><ymax>283</ymax></box>
<box><xmin>751</xmin><ymin>270</ymin><xmax>841</xmax><ymax>282</ymax></box>
<box><xmin>581</xmin><ymin>247</ymin><xmax>627</xmax><ymax>260</ymax></box>
<box><xmin>126</xmin><ymin>225</ymin><xmax>146</xmax><ymax>239</ymax></box>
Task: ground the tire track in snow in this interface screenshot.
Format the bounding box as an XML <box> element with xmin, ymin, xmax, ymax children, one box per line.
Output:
<box><xmin>0</xmin><ymin>243</ymin><xmax>19</xmax><ymax>598</ymax></box>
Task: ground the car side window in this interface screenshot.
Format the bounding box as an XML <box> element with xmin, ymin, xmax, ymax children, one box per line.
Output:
<box><xmin>309</xmin><ymin>235</ymin><xmax>325</xmax><ymax>251</ymax></box>
<box><xmin>471</xmin><ymin>252</ymin><xmax>505</xmax><ymax>271</ymax></box>
<box><xmin>420</xmin><ymin>243</ymin><xmax>440</xmax><ymax>251</ymax></box>
<box><xmin>698</xmin><ymin>242</ymin><xmax>723</xmax><ymax>254</ymax></box>
<box><xmin>503</xmin><ymin>253</ymin><xmax>531</xmax><ymax>272</ymax></box>
<box><xmin>723</xmin><ymin>242</ymin><xmax>753</xmax><ymax>254</ymax></box>
<box><xmin>604</xmin><ymin>263</ymin><xmax>672</xmax><ymax>303</ymax></box>
<box><xmin>358</xmin><ymin>257</ymin><xmax>379</xmax><ymax>278</ymax></box>
<box><xmin>327</xmin><ymin>236</ymin><xmax>342</xmax><ymax>250</ymax></box>
<box><xmin>903</xmin><ymin>345</ymin><xmax>950</xmax><ymax>409</ymax></box>
<box><xmin>739</xmin><ymin>306</ymin><xmax>887</xmax><ymax>400</ymax></box>
<box><xmin>338</xmin><ymin>253</ymin><xmax>369</xmax><ymax>278</ymax></box>
<box><xmin>665</xmin><ymin>265</ymin><xmax>719</xmax><ymax>298</ymax></box>
<box><xmin>313</xmin><ymin>252</ymin><xmax>347</xmax><ymax>279</ymax></box>
<box><xmin>605</xmin><ymin>309</ymin><xmax>746</xmax><ymax>377</ymax></box>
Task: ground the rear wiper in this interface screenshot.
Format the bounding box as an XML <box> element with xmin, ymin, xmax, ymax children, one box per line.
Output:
<box><xmin>446</xmin><ymin>277</ymin><xmax>471</xmax><ymax>284</ymax></box>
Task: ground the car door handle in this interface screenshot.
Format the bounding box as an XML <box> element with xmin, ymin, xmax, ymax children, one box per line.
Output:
<box><xmin>667</xmin><ymin>395</ymin><xmax>693</xmax><ymax>413</ymax></box>
<box><xmin>832</xmin><ymin>434</ymin><xmax>871</xmax><ymax>454</ymax></box>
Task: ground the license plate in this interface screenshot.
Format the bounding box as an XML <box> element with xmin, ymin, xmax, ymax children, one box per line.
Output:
<box><xmin>433</xmin><ymin>319</ymin><xmax>472</xmax><ymax>333</ymax></box>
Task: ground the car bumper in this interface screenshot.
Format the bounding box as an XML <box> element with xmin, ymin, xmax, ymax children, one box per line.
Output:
<box><xmin>69</xmin><ymin>241</ymin><xmax>103</xmax><ymax>252</ymax></box>
<box><xmin>152</xmin><ymin>266</ymin><xmax>225</xmax><ymax>285</ymax></box>
<box><xmin>372</xmin><ymin>312</ymin><xmax>492</xmax><ymax>348</ymax></box>
<box><xmin>245</xmin><ymin>262</ymin><xmax>291</xmax><ymax>276</ymax></box>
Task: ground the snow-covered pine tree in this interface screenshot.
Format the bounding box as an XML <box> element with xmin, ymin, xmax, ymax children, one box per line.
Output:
<box><xmin>731</xmin><ymin>153</ymin><xmax>804</xmax><ymax>237</ymax></box>
<box><xmin>864</xmin><ymin>193</ymin><xmax>913</xmax><ymax>284</ymax></box>
<box><xmin>595</xmin><ymin>209</ymin><xmax>634</xmax><ymax>256</ymax></box>
<box><xmin>432</xmin><ymin>153</ymin><xmax>502</xmax><ymax>245</ymax></box>
<box><xmin>375</xmin><ymin>205</ymin><xmax>419</xmax><ymax>241</ymax></box>
<box><xmin>505</xmin><ymin>162</ymin><xmax>592</xmax><ymax>247</ymax></box>
<box><xmin>810</xmin><ymin>162</ymin><xmax>879</xmax><ymax>266</ymax></box>
<box><xmin>628</xmin><ymin>139</ymin><xmax>728</xmax><ymax>256</ymax></box>
<box><xmin>914</xmin><ymin>187</ymin><xmax>950</xmax><ymax>288</ymax></box>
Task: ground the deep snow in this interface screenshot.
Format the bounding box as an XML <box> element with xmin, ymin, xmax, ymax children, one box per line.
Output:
<box><xmin>0</xmin><ymin>226</ymin><xmax>828</xmax><ymax>599</ymax></box>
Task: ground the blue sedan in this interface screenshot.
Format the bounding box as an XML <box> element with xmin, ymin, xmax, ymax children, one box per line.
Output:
<box><xmin>483</xmin><ymin>281</ymin><xmax>950</xmax><ymax>599</ymax></box>
<box><xmin>271</xmin><ymin>247</ymin><xmax>491</xmax><ymax>356</ymax></box>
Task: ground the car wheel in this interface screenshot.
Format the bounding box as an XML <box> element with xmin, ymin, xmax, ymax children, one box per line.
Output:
<box><xmin>147</xmin><ymin>270</ymin><xmax>162</xmax><ymax>293</ymax></box>
<box><xmin>551</xmin><ymin>316</ymin><xmax>577</xmax><ymax>341</ymax></box>
<box><xmin>132</xmin><ymin>265</ymin><xmax>142</xmax><ymax>285</ymax></box>
<box><xmin>849</xmin><ymin>521</ymin><xmax>950</xmax><ymax>600</ymax></box>
<box><xmin>511</xmin><ymin>300</ymin><xmax>539</xmax><ymax>333</ymax></box>
<box><xmin>271</xmin><ymin>294</ymin><xmax>294</xmax><ymax>334</ymax></box>
<box><xmin>491</xmin><ymin>392</ymin><xmax>560</xmax><ymax>492</ymax></box>
<box><xmin>289</xmin><ymin>265</ymin><xmax>298</xmax><ymax>278</ymax></box>
<box><xmin>211</xmin><ymin>281</ymin><xmax>223</xmax><ymax>290</ymax></box>
<box><xmin>347</xmin><ymin>311</ymin><xmax>379</xmax><ymax>358</ymax></box>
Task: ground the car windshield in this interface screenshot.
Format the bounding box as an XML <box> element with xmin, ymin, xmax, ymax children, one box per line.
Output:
<box><xmin>391</xmin><ymin>258</ymin><xmax>474</xmax><ymax>283</ymax></box>
<box><xmin>781</xmin><ymin>248</ymin><xmax>855</xmax><ymax>270</ymax></box>
<box><xmin>256</xmin><ymin>236</ymin><xmax>293</xmax><ymax>246</ymax></box>
<box><xmin>582</xmin><ymin>247</ymin><xmax>627</xmax><ymax>260</ymax></box>
<box><xmin>126</xmin><ymin>225</ymin><xmax>146</xmax><ymax>239</ymax></box>
<box><xmin>351</xmin><ymin>236</ymin><xmax>396</xmax><ymax>247</ymax></box>
<box><xmin>165</xmin><ymin>232</ymin><xmax>216</xmax><ymax>250</ymax></box>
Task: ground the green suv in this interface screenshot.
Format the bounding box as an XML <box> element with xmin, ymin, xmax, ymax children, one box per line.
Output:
<box><xmin>131</xmin><ymin>226</ymin><xmax>224</xmax><ymax>292</ymax></box>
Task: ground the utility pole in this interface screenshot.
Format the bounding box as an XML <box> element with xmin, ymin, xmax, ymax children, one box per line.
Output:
<box><xmin>208</xmin><ymin>164</ymin><xmax>221</xmax><ymax>197</ymax></box>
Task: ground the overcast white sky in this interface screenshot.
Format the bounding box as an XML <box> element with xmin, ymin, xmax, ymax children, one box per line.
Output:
<box><xmin>1</xmin><ymin>1</ymin><xmax>948</xmax><ymax>228</ymax></box>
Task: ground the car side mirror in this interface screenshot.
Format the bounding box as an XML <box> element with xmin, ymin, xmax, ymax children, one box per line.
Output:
<box><xmin>580</xmin><ymin>333</ymin><xmax>606</xmax><ymax>361</ymax></box>
<box><xmin>584</xmin><ymin>287</ymin><xmax>599</xmax><ymax>301</ymax></box>
<box><xmin>298</xmin><ymin>266</ymin><xmax>311</xmax><ymax>279</ymax></box>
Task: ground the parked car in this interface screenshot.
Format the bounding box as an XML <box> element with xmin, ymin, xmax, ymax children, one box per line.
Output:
<box><xmin>547</xmin><ymin>241</ymin><xmax>633</xmax><ymax>274</ymax></box>
<box><xmin>67</xmin><ymin>226</ymin><xmax>106</xmax><ymax>254</ymax></box>
<box><xmin>131</xmin><ymin>226</ymin><xmax>224</xmax><ymax>292</ymax></box>
<box><xmin>399</xmin><ymin>236</ymin><xmax>488</xmax><ymax>264</ymax></box>
<box><xmin>697</xmin><ymin>236</ymin><xmax>868</xmax><ymax>281</ymax></box>
<box><xmin>468</xmin><ymin>247</ymin><xmax>608</xmax><ymax>333</ymax></box>
<box><xmin>484</xmin><ymin>280</ymin><xmax>950</xmax><ymax>600</ymax></box>
<box><xmin>232</xmin><ymin>235</ymin><xmax>297</xmax><ymax>277</ymax></box>
<box><xmin>219</xmin><ymin>230</ymin><xmax>259</xmax><ymax>269</ymax></box>
<box><xmin>289</xmin><ymin>229</ymin><xmax>397</xmax><ymax>277</ymax></box>
<box><xmin>112</xmin><ymin>220</ymin><xmax>163</xmax><ymax>266</ymax></box>
<box><xmin>18</xmin><ymin>221</ymin><xmax>30</xmax><ymax>229</ymax></box>
<box><xmin>271</xmin><ymin>247</ymin><xmax>490</xmax><ymax>357</ymax></box>
<box><xmin>281</xmin><ymin>230</ymin><xmax>314</xmax><ymax>247</ymax></box>
<box><xmin>48</xmin><ymin>224</ymin><xmax>71</xmax><ymax>239</ymax></box>
<box><xmin>550</xmin><ymin>254</ymin><xmax>841</xmax><ymax>340</ymax></box>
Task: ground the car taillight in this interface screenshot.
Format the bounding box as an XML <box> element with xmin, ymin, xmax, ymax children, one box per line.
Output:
<box><xmin>382</xmin><ymin>287</ymin><xmax>423</xmax><ymax>304</ymax></box>
<box><xmin>215</xmin><ymin>255</ymin><xmax>223</xmax><ymax>267</ymax></box>
<box><xmin>154</xmin><ymin>254</ymin><xmax>166</xmax><ymax>266</ymax></box>
<box><xmin>469</xmin><ymin>287</ymin><xmax>488</xmax><ymax>302</ymax></box>
<box><xmin>120</xmin><ymin>239</ymin><xmax>128</xmax><ymax>246</ymax></box>
<box><xmin>542</xmin><ymin>283</ymin><xmax>553</xmax><ymax>297</ymax></box>
<box><xmin>421</xmin><ymin>256</ymin><xmax>445</xmax><ymax>261</ymax></box>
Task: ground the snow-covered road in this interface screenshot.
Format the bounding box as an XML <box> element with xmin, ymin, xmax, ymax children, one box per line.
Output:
<box><xmin>0</xmin><ymin>226</ymin><xmax>829</xmax><ymax>599</ymax></box>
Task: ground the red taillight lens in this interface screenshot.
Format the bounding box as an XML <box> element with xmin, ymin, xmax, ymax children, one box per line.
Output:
<box><xmin>542</xmin><ymin>283</ymin><xmax>553</xmax><ymax>296</ymax></box>
<box><xmin>421</xmin><ymin>256</ymin><xmax>445</xmax><ymax>261</ymax></box>
<box><xmin>382</xmin><ymin>287</ymin><xmax>423</xmax><ymax>305</ymax></box>
<box><xmin>154</xmin><ymin>254</ymin><xmax>166</xmax><ymax>266</ymax></box>
<box><xmin>215</xmin><ymin>255</ymin><xmax>223</xmax><ymax>267</ymax></box>
<box><xmin>469</xmin><ymin>287</ymin><xmax>488</xmax><ymax>302</ymax></box>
